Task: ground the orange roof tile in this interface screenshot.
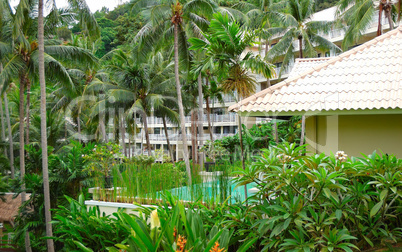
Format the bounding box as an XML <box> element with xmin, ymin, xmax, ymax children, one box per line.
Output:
<box><xmin>229</xmin><ymin>25</ymin><xmax>402</xmax><ymax>115</ymax></box>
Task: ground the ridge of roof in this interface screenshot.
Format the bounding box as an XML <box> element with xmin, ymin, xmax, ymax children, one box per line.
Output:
<box><xmin>229</xmin><ymin>25</ymin><xmax>402</xmax><ymax>112</ymax></box>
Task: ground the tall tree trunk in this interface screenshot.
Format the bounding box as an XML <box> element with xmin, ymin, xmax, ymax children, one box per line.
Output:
<box><xmin>38</xmin><ymin>1</ymin><xmax>55</xmax><ymax>250</ymax></box>
<box><xmin>205</xmin><ymin>78</ymin><xmax>213</xmax><ymax>142</ymax></box>
<box><xmin>377</xmin><ymin>8</ymin><xmax>384</xmax><ymax>36</ymax></box>
<box><xmin>274</xmin><ymin>119</ymin><xmax>279</xmax><ymax>144</ymax></box>
<box><xmin>385</xmin><ymin>6</ymin><xmax>393</xmax><ymax>31</ymax></box>
<box><xmin>211</xmin><ymin>99</ymin><xmax>215</xmax><ymax>141</ymax></box>
<box><xmin>300</xmin><ymin>116</ymin><xmax>306</xmax><ymax>145</ymax></box>
<box><xmin>174</xmin><ymin>23</ymin><xmax>191</xmax><ymax>185</ymax></box>
<box><xmin>120</xmin><ymin>111</ymin><xmax>126</xmax><ymax>156</ymax></box>
<box><xmin>0</xmin><ymin>79</ymin><xmax>7</xmax><ymax>158</ymax></box>
<box><xmin>142</xmin><ymin>111</ymin><xmax>152</xmax><ymax>156</ymax></box>
<box><xmin>25</xmin><ymin>81</ymin><xmax>31</xmax><ymax>145</ymax></box>
<box><xmin>265</xmin><ymin>40</ymin><xmax>271</xmax><ymax>88</ymax></box>
<box><xmin>197</xmin><ymin>74</ymin><xmax>204</xmax><ymax>168</ymax></box>
<box><xmin>237</xmin><ymin>93</ymin><xmax>248</xmax><ymax>203</ymax></box>
<box><xmin>77</xmin><ymin>112</ymin><xmax>81</xmax><ymax>143</ymax></box>
<box><xmin>100</xmin><ymin>113</ymin><xmax>107</xmax><ymax>143</ymax></box>
<box><xmin>162</xmin><ymin>116</ymin><xmax>174</xmax><ymax>162</ymax></box>
<box><xmin>191</xmin><ymin>110</ymin><xmax>196</xmax><ymax>166</ymax></box>
<box><xmin>297</xmin><ymin>38</ymin><xmax>306</xmax><ymax>146</ymax></box>
<box><xmin>298</xmin><ymin>37</ymin><xmax>303</xmax><ymax>58</ymax></box>
<box><xmin>19</xmin><ymin>77</ymin><xmax>31</xmax><ymax>252</ymax></box>
<box><xmin>4</xmin><ymin>94</ymin><xmax>14</xmax><ymax>179</ymax></box>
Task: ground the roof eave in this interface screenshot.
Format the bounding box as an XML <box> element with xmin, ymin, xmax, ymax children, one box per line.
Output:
<box><xmin>237</xmin><ymin>108</ymin><xmax>402</xmax><ymax>117</ymax></box>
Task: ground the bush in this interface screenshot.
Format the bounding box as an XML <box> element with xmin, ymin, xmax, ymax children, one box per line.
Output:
<box><xmin>233</xmin><ymin>143</ymin><xmax>402</xmax><ymax>251</ymax></box>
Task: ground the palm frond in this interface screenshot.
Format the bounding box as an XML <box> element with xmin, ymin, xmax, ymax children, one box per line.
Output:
<box><xmin>45</xmin><ymin>45</ymin><xmax>98</xmax><ymax>68</ymax></box>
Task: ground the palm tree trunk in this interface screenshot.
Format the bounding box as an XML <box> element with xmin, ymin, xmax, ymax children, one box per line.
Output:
<box><xmin>297</xmin><ymin>38</ymin><xmax>306</xmax><ymax>146</ymax></box>
<box><xmin>38</xmin><ymin>1</ymin><xmax>55</xmax><ymax>250</ymax></box>
<box><xmin>197</xmin><ymin>74</ymin><xmax>204</xmax><ymax>168</ymax></box>
<box><xmin>120</xmin><ymin>112</ymin><xmax>126</xmax><ymax>156</ymax></box>
<box><xmin>100</xmin><ymin>113</ymin><xmax>107</xmax><ymax>143</ymax></box>
<box><xmin>385</xmin><ymin>6</ymin><xmax>393</xmax><ymax>30</ymax></box>
<box><xmin>142</xmin><ymin>111</ymin><xmax>152</xmax><ymax>156</ymax></box>
<box><xmin>162</xmin><ymin>116</ymin><xmax>174</xmax><ymax>162</ymax></box>
<box><xmin>206</xmin><ymin>97</ymin><xmax>213</xmax><ymax>141</ymax></box>
<box><xmin>194</xmin><ymin>111</ymin><xmax>198</xmax><ymax>164</ymax></box>
<box><xmin>4</xmin><ymin>94</ymin><xmax>14</xmax><ymax>179</ymax></box>
<box><xmin>265</xmin><ymin>40</ymin><xmax>271</xmax><ymax>88</ymax></box>
<box><xmin>377</xmin><ymin>7</ymin><xmax>384</xmax><ymax>36</ymax></box>
<box><xmin>298</xmin><ymin>37</ymin><xmax>303</xmax><ymax>58</ymax></box>
<box><xmin>237</xmin><ymin>93</ymin><xmax>248</xmax><ymax>203</ymax></box>
<box><xmin>0</xmin><ymin>81</ymin><xmax>7</xmax><ymax>158</ymax></box>
<box><xmin>205</xmin><ymin>78</ymin><xmax>213</xmax><ymax>142</ymax></box>
<box><xmin>77</xmin><ymin>112</ymin><xmax>81</xmax><ymax>143</ymax></box>
<box><xmin>25</xmin><ymin>81</ymin><xmax>31</xmax><ymax>145</ymax></box>
<box><xmin>211</xmin><ymin>99</ymin><xmax>215</xmax><ymax>141</ymax></box>
<box><xmin>274</xmin><ymin>119</ymin><xmax>279</xmax><ymax>144</ymax></box>
<box><xmin>19</xmin><ymin>76</ymin><xmax>31</xmax><ymax>252</ymax></box>
<box><xmin>174</xmin><ymin>23</ymin><xmax>191</xmax><ymax>185</ymax></box>
<box><xmin>191</xmin><ymin>110</ymin><xmax>196</xmax><ymax>166</ymax></box>
<box><xmin>19</xmin><ymin>78</ymin><xmax>26</xmax><ymax>200</ymax></box>
<box><xmin>300</xmin><ymin>116</ymin><xmax>306</xmax><ymax>145</ymax></box>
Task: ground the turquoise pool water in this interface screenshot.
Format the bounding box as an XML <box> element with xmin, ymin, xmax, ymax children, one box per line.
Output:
<box><xmin>164</xmin><ymin>180</ymin><xmax>257</xmax><ymax>203</ymax></box>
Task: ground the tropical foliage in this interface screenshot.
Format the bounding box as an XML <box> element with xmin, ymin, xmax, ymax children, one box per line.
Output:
<box><xmin>0</xmin><ymin>0</ymin><xmax>401</xmax><ymax>251</ymax></box>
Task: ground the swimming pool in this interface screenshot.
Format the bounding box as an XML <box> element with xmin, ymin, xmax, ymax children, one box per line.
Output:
<box><xmin>163</xmin><ymin>180</ymin><xmax>257</xmax><ymax>203</ymax></box>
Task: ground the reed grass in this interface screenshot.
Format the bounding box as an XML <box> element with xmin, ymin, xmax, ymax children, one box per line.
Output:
<box><xmin>92</xmin><ymin>160</ymin><xmax>238</xmax><ymax>206</ymax></box>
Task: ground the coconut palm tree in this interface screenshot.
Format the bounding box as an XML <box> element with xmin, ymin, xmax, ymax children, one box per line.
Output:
<box><xmin>38</xmin><ymin>0</ymin><xmax>54</xmax><ymax>250</ymax></box>
<box><xmin>266</xmin><ymin>0</ymin><xmax>341</xmax><ymax>145</ymax></box>
<box><xmin>104</xmin><ymin>50</ymin><xmax>178</xmax><ymax>157</ymax></box>
<box><xmin>267</xmin><ymin>0</ymin><xmax>341</xmax><ymax>75</ymax></box>
<box><xmin>337</xmin><ymin>0</ymin><xmax>401</xmax><ymax>49</ymax></box>
<box><xmin>131</xmin><ymin>0</ymin><xmax>218</xmax><ymax>184</ymax></box>
<box><xmin>189</xmin><ymin>12</ymin><xmax>274</xmax><ymax>200</ymax></box>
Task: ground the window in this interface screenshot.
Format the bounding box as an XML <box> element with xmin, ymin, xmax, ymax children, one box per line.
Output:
<box><xmin>214</xmin><ymin>127</ymin><xmax>221</xmax><ymax>134</ymax></box>
<box><xmin>154</xmin><ymin>128</ymin><xmax>161</xmax><ymax>134</ymax></box>
<box><xmin>212</xmin><ymin>108</ymin><xmax>224</xmax><ymax>115</ymax></box>
<box><xmin>317</xmin><ymin>53</ymin><xmax>321</xmax><ymax>58</ymax></box>
<box><xmin>274</xmin><ymin>62</ymin><xmax>282</xmax><ymax>68</ymax></box>
<box><xmin>223</xmin><ymin>126</ymin><xmax>237</xmax><ymax>134</ymax></box>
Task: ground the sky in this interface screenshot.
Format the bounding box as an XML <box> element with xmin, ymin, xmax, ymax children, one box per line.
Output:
<box><xmin>56</xmin><ymin>0</ymin><xmax>129</xmax><ymax>12</ymax></box>
<box><xmin>11</xmin><ymin>0</ymin><xmax>129</xmax><ymax>13</ymax></box>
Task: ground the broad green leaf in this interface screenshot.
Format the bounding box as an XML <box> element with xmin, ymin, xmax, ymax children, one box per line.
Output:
<box><xmin>73</xmin><ymin>241</ymin><xmax>94</xmax><ymax>252</ymax></box>
<box><xmin>380</xmin><ymin>189</ymin><xmax>388</xmax><ymax>201</ymax></box>
<box><xmin>363</xmin><ymin>235</ymin><xmax>374</xmax><ymax>247</ymax></box>
<box><xmin>370</xmin><ymin>201</ymin><xmax>383</xmax><ymax>218</ymax></box>
<box><xmin>323</xmin><ymin>188</ymin><xmax>332</xmax><ymax>199</ymax></box>
<box><xmin>204</xmin><ymin>229</ymin><xmax>224</xmax><ymax>252</ymax></box>
<box><xmin>237</xmin><ymin>237</ymin><xmax>258</xmax><ymax>252</ymax></box>
<box><xmin>335</xmin><ymin>209</ymin><xmax>342</xmax><ymax>220</ymax></box>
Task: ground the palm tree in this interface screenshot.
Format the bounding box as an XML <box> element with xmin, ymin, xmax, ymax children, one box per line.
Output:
<box><xmin>337</xmin><ymin>0</ymin><xmax>401</xmax><ymax>49</ymax></box>
<box><xmin>38</xmin><ymin>0</ymin><xmax>54</xmax><ymax>250</ymax></box>
<box><xmin>204</xmin><ymin>79</ymin><xmax>224</xmax><ymax>143</ymax></box>
<box><xmin>131</xmin><ymin>0</ymin><xmax>218</xmax><ymax>184</ymax></box>
<box><xmin>189</xmin><ymin>12</ymin><xmax>274</xmax><ymax>200</ymax></box>
<box><xmin>266</xmin><ymin>0</ymin><xmax>341</xmax><ymax>145</ymax></box>
<box><xmin>104</xmin><ymin>50</ymin><xmax>177</xmax><ymax>157</ymax></box>
<box><xmin>3</xmin><ymin>91</ymin><xmax>14</xmax><ymax>179</ymax></box>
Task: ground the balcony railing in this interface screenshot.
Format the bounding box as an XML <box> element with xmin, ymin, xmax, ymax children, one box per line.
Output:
<box><xmin>204</xmin><ymin>94</ymin><xmax>236</xmax><ymax>104</ymax></box>
<box><xmin>135</xmin><ymin>133</ymin><xmax>235</xmax><ymax>142</ymax></box>
<box><xmin>136</xmin><ymin>113</ymin><xmax>237</xmax><ymax>126</ymax></box>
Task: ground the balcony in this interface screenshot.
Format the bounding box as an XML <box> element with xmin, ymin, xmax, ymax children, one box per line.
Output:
<box><xmin>135</xmin><ymin>133</ymin><xmax>236</xmax><ymax>142</ymax></box>
<box><xmin>136</xmin><ymin>113</ymin><xmax>237</xmax><ymax>126</ymax></box>
<box><xmin>204</xmin><ymin>94</ymin><xmax>236</xmax><ymax>104</ymax></box>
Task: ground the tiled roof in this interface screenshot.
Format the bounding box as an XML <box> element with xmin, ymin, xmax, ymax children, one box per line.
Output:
<box><xmin>288</xmin><ymin>58</ymin><xmax>331</xmax><ymax>78</ymax></box>
<box><xmin>229</xmin><ymin>25</ymin><xmax>402</xmax><ymax>115</ymax></box>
